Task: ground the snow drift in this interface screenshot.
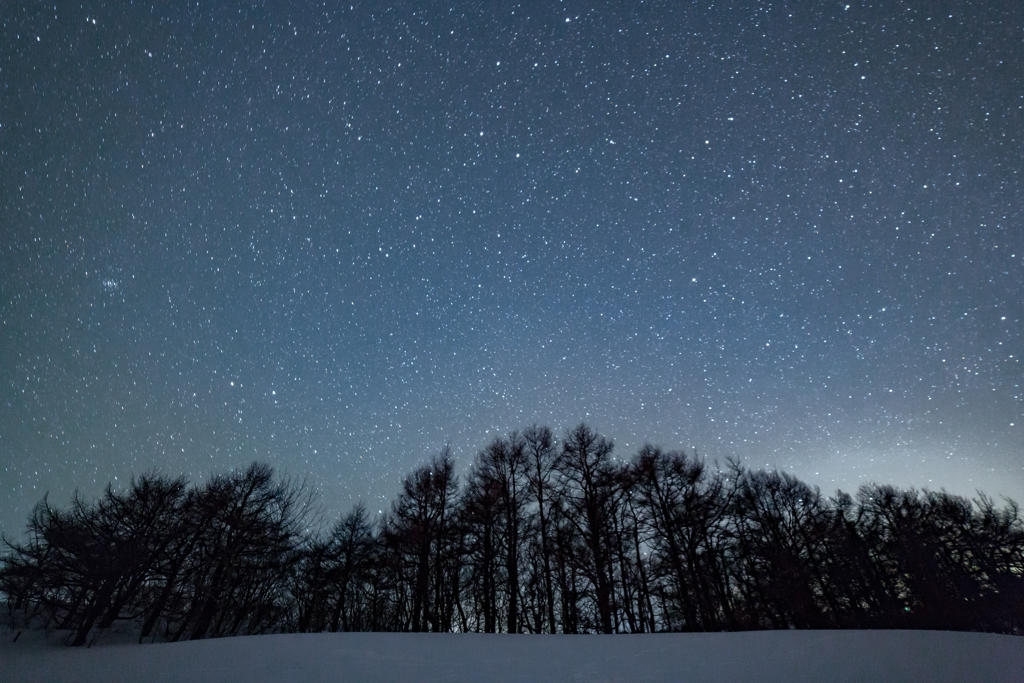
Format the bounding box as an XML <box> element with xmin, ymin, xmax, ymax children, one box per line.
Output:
<box><xmin>2</xmin><ymin>629</ymin><xmax>1021</xmax><ymax>683</ymax></box>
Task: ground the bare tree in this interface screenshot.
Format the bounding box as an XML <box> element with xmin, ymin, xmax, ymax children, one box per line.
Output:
<box><xmin>630</xmin><ymin>446</ymin><xmax>734</xmax><ymax>631</ymax></box>
<box><xmin>523</xmin><ymin>424</ymin><xmax>559</xmax><ymax>633</ymax></box>
<box><xmin>460</xmin><ymin>462</ymin><xmax>503</xmax><ymax>632</ymax></box>
<box><xmin>157</xmin><ymin>463</ymin><xmax>310</xmax><ymax>641</ymax></box>
<box><xmin>389</xmin><ymin>447</ymin><xmax>460</xmax><ymax>632</ymax></box>
<box><xmin>473</xmin><ymin>432</ymin><xmax>530</xmax><ymax>632</ymax></box>
<box><xmin>0</xmin><ymin>474</ymin><xmax>187</xmax><ymax>645</ymax></box>
<box><xmin>293</xmin><ymin>502</ymin><xmax>377</xmax><ymax>633</ymax></box>
<box><xmin>555</xmin><ymin>423</ymin><xmax>620</xmax><ymax>633</ymax></box>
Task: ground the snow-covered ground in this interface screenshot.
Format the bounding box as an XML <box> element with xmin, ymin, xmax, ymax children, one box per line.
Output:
<box><xmin>1</xmin><ymin>628</ymin><xmax>1021</xmax><ymax>682</ymax></box>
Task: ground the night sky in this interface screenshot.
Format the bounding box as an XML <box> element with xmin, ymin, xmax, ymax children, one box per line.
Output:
<box><xmin>2</xmin><ymin>2</ymin><xmax>1022</xmax><ymax>539</ymax></box>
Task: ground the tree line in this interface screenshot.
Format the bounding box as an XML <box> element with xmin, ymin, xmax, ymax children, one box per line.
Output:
<box><xmin>2</xmin><ymin>424</ymin><xmax>1022</xmax><ymax>644</ymax></box>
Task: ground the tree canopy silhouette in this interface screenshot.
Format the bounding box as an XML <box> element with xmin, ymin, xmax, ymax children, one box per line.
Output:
<box><xmin>3</xmin><ymin>424</ymin><xmax>1022</xmax><ymax>644</ymax></box>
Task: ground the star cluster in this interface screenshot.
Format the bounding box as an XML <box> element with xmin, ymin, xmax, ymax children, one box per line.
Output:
<box><xmin>2</xmin><ymin>2</ymin><xmax>1021</xmax><ymax>537</ymax></box>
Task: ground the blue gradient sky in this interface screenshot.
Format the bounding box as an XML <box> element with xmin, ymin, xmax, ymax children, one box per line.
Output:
<box><xmin>2</xmin><ymin>2</ymin><xmax>1021</xmax><ymax>537</ymax></box>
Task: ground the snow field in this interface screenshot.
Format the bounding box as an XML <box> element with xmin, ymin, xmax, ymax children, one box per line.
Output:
<box><xmin>2</xmin><ymin>629</ymin><xmax>1022</xmax><ymax>683</ymax></box>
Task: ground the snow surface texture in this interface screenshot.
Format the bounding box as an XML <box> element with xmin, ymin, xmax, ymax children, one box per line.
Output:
<box><xmin>2</xmin><ymin>629</ymin><xmax>1021</xmax><ymax>683</ymax></box>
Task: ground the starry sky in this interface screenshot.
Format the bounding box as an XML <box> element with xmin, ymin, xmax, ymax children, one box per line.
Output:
<box><xmin>2</xmin><ymin>2</ymin><xmax>1022</xmax><ymax>539</ymax></box>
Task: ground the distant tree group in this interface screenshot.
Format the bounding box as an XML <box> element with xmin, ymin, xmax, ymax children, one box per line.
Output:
<box><xmin>3</xmin><ymin>424</ymin><xmax>1023</xmax><ymax>644</ymax></box>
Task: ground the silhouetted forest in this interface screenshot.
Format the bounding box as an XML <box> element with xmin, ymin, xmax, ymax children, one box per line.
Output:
<box><xmin>3</xmin><ymin>424</ymin><xmax>1022</xmax><ymax>645</ymax></box>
